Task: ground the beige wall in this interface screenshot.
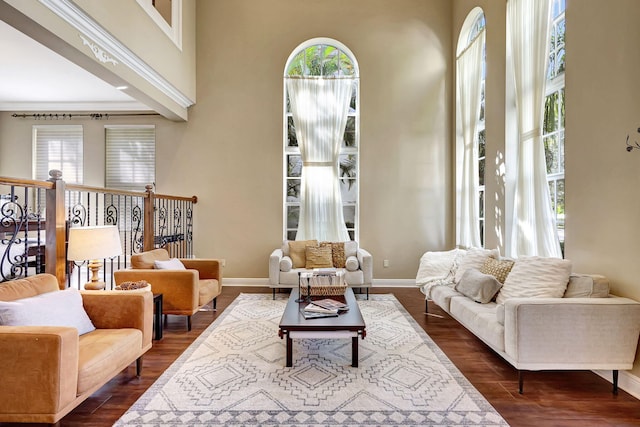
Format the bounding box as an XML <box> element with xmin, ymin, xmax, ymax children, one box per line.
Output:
<box><xmin>177</xmin><ymin>0</ymin><xmax>454</xmax><ymax>279</ymax></box>
<box><xmin>0</xmin><ymin>0</ymin><xmax>454</xmax><ymax>282</ymax></box>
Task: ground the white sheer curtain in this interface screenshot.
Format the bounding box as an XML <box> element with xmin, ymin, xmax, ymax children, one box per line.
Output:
<box><xmin>507</xmin><ymin>0</ymin><xmax>562</xmax><ymax>258</ymax></box>
<box><xmin>286</xmin><ymin>77</ymin><xmax>353</xmax><ymax>242</ymax></box>
<box><xmin>456</xmin><ymin>30</ymin><xmax>485</xmax><ymax>249</ymax></box>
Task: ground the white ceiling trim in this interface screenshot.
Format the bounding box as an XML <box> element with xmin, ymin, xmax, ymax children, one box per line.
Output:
<box><xmin>1</xmin><ymin>100</ymin><xmax>155</xmax><ymax>111</ymax></box>
<box><xmin>38</xmin><ymin>0</ymin><xmax>194</xmax><ymax>109</ymax></box>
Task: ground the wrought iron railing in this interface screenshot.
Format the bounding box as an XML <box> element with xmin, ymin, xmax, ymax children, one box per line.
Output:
<box><xmin>0</xmin><ymin>170</ymin><xmax>197</xmax><ymax>289</ymax></box>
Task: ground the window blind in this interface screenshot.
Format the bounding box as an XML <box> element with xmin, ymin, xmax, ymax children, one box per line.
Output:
<box><xmin>105</xmin><ymin>126</ymin><xmax>156</xmax><ymax>192</ymax></box>
<box><xmin>32</xmin><ymin>125</ymin><xmax>83</xmax><ymax>183</ymax></box>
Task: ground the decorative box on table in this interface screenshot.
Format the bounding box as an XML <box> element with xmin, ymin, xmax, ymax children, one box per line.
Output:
<box><xmin>299</xmin><ymin>269</ymin><xmax>347</xmax><ymax>297</ymax></box>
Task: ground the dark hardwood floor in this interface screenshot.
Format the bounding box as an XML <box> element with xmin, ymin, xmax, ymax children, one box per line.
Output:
<box><xmin>4</xmin><ymin>286</ymin><xmax>639</xmax><ymax>426</ymax></box>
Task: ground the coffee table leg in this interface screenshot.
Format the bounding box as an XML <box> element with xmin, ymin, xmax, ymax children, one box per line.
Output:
<box><xmin>286</xmin><ymin>333</ymin><xmax>293</xmax><ymax>367</ymax></box>
<box><xmin>352</xmin><ymin>336</ymin><xmax>358</xmax><ymax>367</ymax></box>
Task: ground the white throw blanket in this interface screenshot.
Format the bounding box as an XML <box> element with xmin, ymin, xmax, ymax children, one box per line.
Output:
<box><xmin>415</xmin><ymin>248</ymin><xmax>466</xmax><ymax>298</ymax></box>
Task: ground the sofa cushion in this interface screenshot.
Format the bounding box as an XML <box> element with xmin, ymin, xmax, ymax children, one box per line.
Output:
<box><xmin>564</xmin><ymin>274</ymin><xmax>610</xmax><ymax>298</ymax></box>
<box><xmin>154</xmin><ymin>258</ymin><xmax>186</xmax><ymax>270</ymax></box>
<box><xmin>345</xmin><ymin>256</ymin><xmax>359</xmax><ymax>271</ymax></box>
<box><xmin>288</xmin><ymin>240</ymin><xmax>318</xmax><ymax>268</ymax></box>
<box><xmin>77</xmin><ymin>328</ymin><xmax>142</xmax><ymax>394</ymax></box>
<box><xmin>449</xmin><ymin>297</ymin><xmax>504</xmax><ymax>352</ymax></box>
<box><xmin>280</xmin><ymin>256</ymin><xmax>293</xmax><ymax>272</ymax></box>
<box><xmin>496</xmin><ymin>256</ymin><xmax>572</xmax><ymax>304</ymax></box>
<box><xmin>131</xmin><ymin>248</ymin><xmax>170</xmax><ymax>269</ymax></box>
<box><xmin>0</xmin><ymin>273</ymin><xmax>59</xmax><ymax>301</ymax></box>
<box><xmin>454</xmin><ymin>247</ymin><xmax>500</xmax><ymax>285</ymax></box>
<box><xmin>305</xmin><ymin>245</ymin><xmax>333</xmax><ymax>269</ymax></box>
<box><xmin>480</xmin><ymin>258</ymin><xmax>514</xmax><ymax>284</ymax></box>
<box><xmin>430</xmin><ymin>285</ymin><xmax>463</xmax><ymax>314</ymax></box>
<box><xmin>455</xmin><ymin>268</ymin><xmax>503</xmax><ymax>304</ymax></box>
<box><xmin>344</xmin><ymin>241</ymin><xmax>358</xmax><ymax>258</ymax></box>
<box><xmin>0</xmin><ymin>287</ymin><xmax>95</xmax><ymax>335</ymax></box>
<box><xmin>320</xmin><ymin>242</ymin><xmax>346</xmax><ymax>268</ymax></box>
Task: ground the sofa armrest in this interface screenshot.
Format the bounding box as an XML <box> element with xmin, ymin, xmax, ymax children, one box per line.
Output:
<box><xmin>503</xmin><ymin>297</ymin><xmax>640</xmax><ymax>369</ymax></box>
<box><xmin>81</xmin><ymin>290</ymin><xmax>153</xmax><ymax>349</ymax></box>
<box><xmin>180</xmin><ymin>258</ymin><xmax>223</xmax><ymax>283</ymax></box>
<box><xmin>269</xmin><ymin>249</ymin><xmax>283</xmax><ymax>286</ymax></box>
<box><xmin>357</xmin><ymin>248</ymin><xmax>373</xmax><ymax>285</ymax></box>
<box><xmin>114</xmin><ymin>269</ymin><xmax>199</xmax><ymax>312</ymax></box>
<box><xmin>0</xmin><ymin>326</ymin><xmax>79</xmax><ymax>417</ymax></box>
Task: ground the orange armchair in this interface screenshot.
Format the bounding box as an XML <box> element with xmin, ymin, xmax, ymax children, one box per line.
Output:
<box><xmin>114</xmin><ymin>249</ymin><xmax>223</xmax><ymax>331</ymax></box>
<box><xmin>0</xmin><ymin>274</ymin><xmax>152</xmax><ymax>424</ymax></box>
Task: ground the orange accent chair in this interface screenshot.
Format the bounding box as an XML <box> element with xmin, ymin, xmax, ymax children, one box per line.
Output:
<box><xmin>0</xmin><ymin>274</ymin><xmax>152</xmax><ymax>424</ymax></box>
<box><xmin>114</xmin><ymin>249</ymin><xmax>223</xmax><ymax>331</ymax></box>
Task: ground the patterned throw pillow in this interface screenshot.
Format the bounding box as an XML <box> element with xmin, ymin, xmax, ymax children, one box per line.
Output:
<box><xmin>320</xmin><ymin>242</ymin><xmax>346</xmax><ymax>268</ymax></box>
<box><xmin>480</xmin><ymin>258</ymin><xmax>515</xmax><ymax>284</ymax></box>
<box><xmin>495</xmin><ymin>256</ymin><xmax>572</xmax><ymax>304</ymax></box>
<box><xmin>288</xmin><ymin>240</ymin><xmax>318</xmax><ymax>268</ymax></box>
<box><xmin>305</xmin><ymin>245</ymin><xmax>333</xmax><ymax>269</ymax></box>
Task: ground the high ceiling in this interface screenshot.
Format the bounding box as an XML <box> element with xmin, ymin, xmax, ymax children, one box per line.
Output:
<box><xmin>0</xmin><ymin>19</ymin><xmax>150</xmax><ymax>112</ymax></box>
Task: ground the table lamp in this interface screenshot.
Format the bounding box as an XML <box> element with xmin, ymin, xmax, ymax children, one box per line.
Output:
<box><xmin>67</xmin><ymin>225</ymin><xmax>122</xmax><ymax>290</ymax></box>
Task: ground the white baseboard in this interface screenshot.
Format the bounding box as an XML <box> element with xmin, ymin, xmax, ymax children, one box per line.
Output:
<box><xmin>222</xmin><ymin>278</ymin><xmax>418</xmax><ymax>288</ymax></box>
<box><xmin>593</xmin><ymin>369</ymin><xmax>640</xmax><ymax>399</ymax></box>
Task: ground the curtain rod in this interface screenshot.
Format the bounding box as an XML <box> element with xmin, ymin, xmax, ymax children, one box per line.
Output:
<box><xmin>11</xmin><ymin>112</ymin><xmax>160</xmax><ymax>120</ymax></box>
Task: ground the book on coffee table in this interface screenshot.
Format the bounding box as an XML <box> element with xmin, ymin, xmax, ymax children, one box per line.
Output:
<box><xmin>303</xmin><ymin>303</ymin><xmax>339</xmax><ymax>314</ymax></box>
<box><xmin>301</xmin><ymin>309</ymin><xmax>339</xmax><ymax>319</ymax></box>
<box><xmin>310</xmin><ymin>298</ymin><xmax>349</xmax><ymax>312</ymax></box>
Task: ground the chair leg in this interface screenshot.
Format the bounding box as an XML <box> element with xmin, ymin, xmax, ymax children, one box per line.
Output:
<box><xmin>136</xmin><ymin>356</ymin><xmax>143</xmax><ymax>377</ymax></box>
<box><xmin>213</xmin><ymin>297</ymin><xmax>217</xmax><ymax>310</ymax></box>
<box><xmin>613</xmin><ymin>370</ymin><xmax>619</xmax><ymax>394</ymax></box>
<box><xmin>187</xmin><ymin>315</ymin><xmax>192</xmax><ymax>331</ymax></box>
<box><xmin>518</xmin><ymin>370</ymin><xmax>524</xmax><ymax>394</ymax></box>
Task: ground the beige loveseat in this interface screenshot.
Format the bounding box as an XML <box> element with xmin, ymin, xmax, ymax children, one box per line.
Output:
<box><xmin>269</xmin><ymin>240</ymin><xmax>373</xmax><ymax>298</ymax></box>
<box><xmin>0</xmin><ymin>274</ymin><xmax>152</xmax><ymax>424</ymax></box>
<box><xmin>417</xmin><ymin>248</ymin><xmax>640</xmax><ymax>394</ymax></box>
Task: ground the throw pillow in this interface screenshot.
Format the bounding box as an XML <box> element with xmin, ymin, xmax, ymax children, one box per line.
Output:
<box><xmin>344</xmin><ymin>241</ymin><xmax>358</xmax><ymax>258</ymax></box>
<box><xmin>563</xmin><ymin>274</ymin><xmax>610</xmax><ymax>298</ymax></box>
<box><xmin>454</xmin><ymin>247</ymin><xmax>500</xmax><ymax>285</ymax></box>
<box><xmin>455</xmin><ymin>268</ymin><xmax>503</xmax><ymax>304</ymax></box>
<box><xmin>480</xmin><ymin>257</ymin><xmax>515</xmax><ymax>284</ymax></box>
<box><xmin>154</xmin><ymin>258</ymin><xmax>186</xmax><ymax>270</ymax></box>
<box><xmin>345</xmin><ymin>255</ymin><xmax>359</xmax><ymax>271</ymax></box>
<box><xmin>0</xmin><ymin>288</ymin><xmax>95</xmax><ymax>335</ymax></box>
<box><xmin>288</xmin><ymin>240</ymin><xmax>318</xmax><ymax>268</ymax></box>
<box><xmin>320</xmin><ymin>242</ymin><xmax>346</xmax><ymax>268</ymax></box>
<box><xmin>305</xmin><ymin>245</ymin><xmax>333</xmax><ymax>269</ymax></box>
<box><xmin>496</xmin><ymin>256</ymin><xmax>572</xmax><ymax>304</ymax></box>
<box><xmin>279</xmin><ymin>256</ymin><xmax>293</xmax><ymax>272</ymax></box>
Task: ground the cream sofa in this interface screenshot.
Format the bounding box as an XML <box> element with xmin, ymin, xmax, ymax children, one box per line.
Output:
<box><xmin>417</xmin><ymin>248</ymin><xmax>640</xmax><ymax>394</ymax></box>
<box><xmin>0</xmin><ymin>273</ymin><xmax>152</xmax><ymax>424</ymax></box>
<box><xmin>269</xmin><ymin>240</ymin><xmax>373</xmax><ymax>298</ymax></box>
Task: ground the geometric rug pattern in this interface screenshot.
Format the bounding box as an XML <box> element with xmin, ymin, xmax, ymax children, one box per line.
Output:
<box><xmin>115</xmin><ymin>293</ymin><xmax>508</xmax><ymax>426</ymax></box>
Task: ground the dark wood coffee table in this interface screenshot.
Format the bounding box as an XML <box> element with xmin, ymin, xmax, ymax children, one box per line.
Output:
<box><xmin>278</xmin><ymin>288</ymin><xmax>366</xmax><ymax>367</ymax></box>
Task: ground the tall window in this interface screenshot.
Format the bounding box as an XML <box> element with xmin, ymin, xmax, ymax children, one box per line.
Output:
<box><xmin>105</xmin><ymin>126</ymin><xmax>156</xmax><ymax>192</ymax></box>
<box><xmin>544</xmin><ymin>0</ymin><xmax>566</xmax><ymax>246</ymax></box>
<box><xmin>455</xmin><ymin>8</ymin><xmax>485</xmax><ymax>249</ymax></box>
<box><xmin>283</xmin><ymin>39</ymin><xmax>359</xmax><ymax>241</ymax></box>
<box><xmin>472</xmin><ymin>15</ymin><xmax>486</xmax><ymax>245</ymax></box>
<box><xmin>33</xmin><ymin>125</ymin><xmax>83</xmax><ymax>183</ymax></box>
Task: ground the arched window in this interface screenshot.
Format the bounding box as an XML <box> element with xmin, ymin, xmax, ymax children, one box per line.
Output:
<box><xmin>455</xmin><ymin>8</ymin><xmax>486</xmax><ymax>248</ymax></box>
<box><xmin>283</xmin><ymin>38</ymin><xmax>359</xmax><ymax>241</ymax></box>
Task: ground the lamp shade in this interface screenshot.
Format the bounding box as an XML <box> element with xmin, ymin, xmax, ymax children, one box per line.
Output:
<box><xmin>67</xmin><ymin>225</ymin><xmax>122</xmax><ymax>261</ymax></box>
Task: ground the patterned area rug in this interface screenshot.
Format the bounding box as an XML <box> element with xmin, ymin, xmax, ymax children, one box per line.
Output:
<box><xmin>115</xmin><ymin>294</ymin><xmax>508</xmax><ymax>426</ymax></box>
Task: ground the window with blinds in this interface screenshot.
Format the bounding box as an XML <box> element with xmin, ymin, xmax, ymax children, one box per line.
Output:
<box><xmin>105</xmin><ymin>126</ymin><xmax>156</xmax><ymax>192</ymax></box>
<box><xmin>32</xmin><ymin>125</ymin><xmax>83</xmax><ymax>183</ymax></box>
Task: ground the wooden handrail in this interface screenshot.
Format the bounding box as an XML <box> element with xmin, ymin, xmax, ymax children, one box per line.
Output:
<box><xmin>65</xmin><ymin>183</ymin><xmax>149</xmax><ymax>198</ymax></box>
<box><xmin>154</xmin><ymin>193</ymin><xmax>198</xmax><ymax>203</ymax></box>
<box><xmin>0</xmin><ymin>176</ymin><xmax>54</xmax><ymax>189</ymax></box>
